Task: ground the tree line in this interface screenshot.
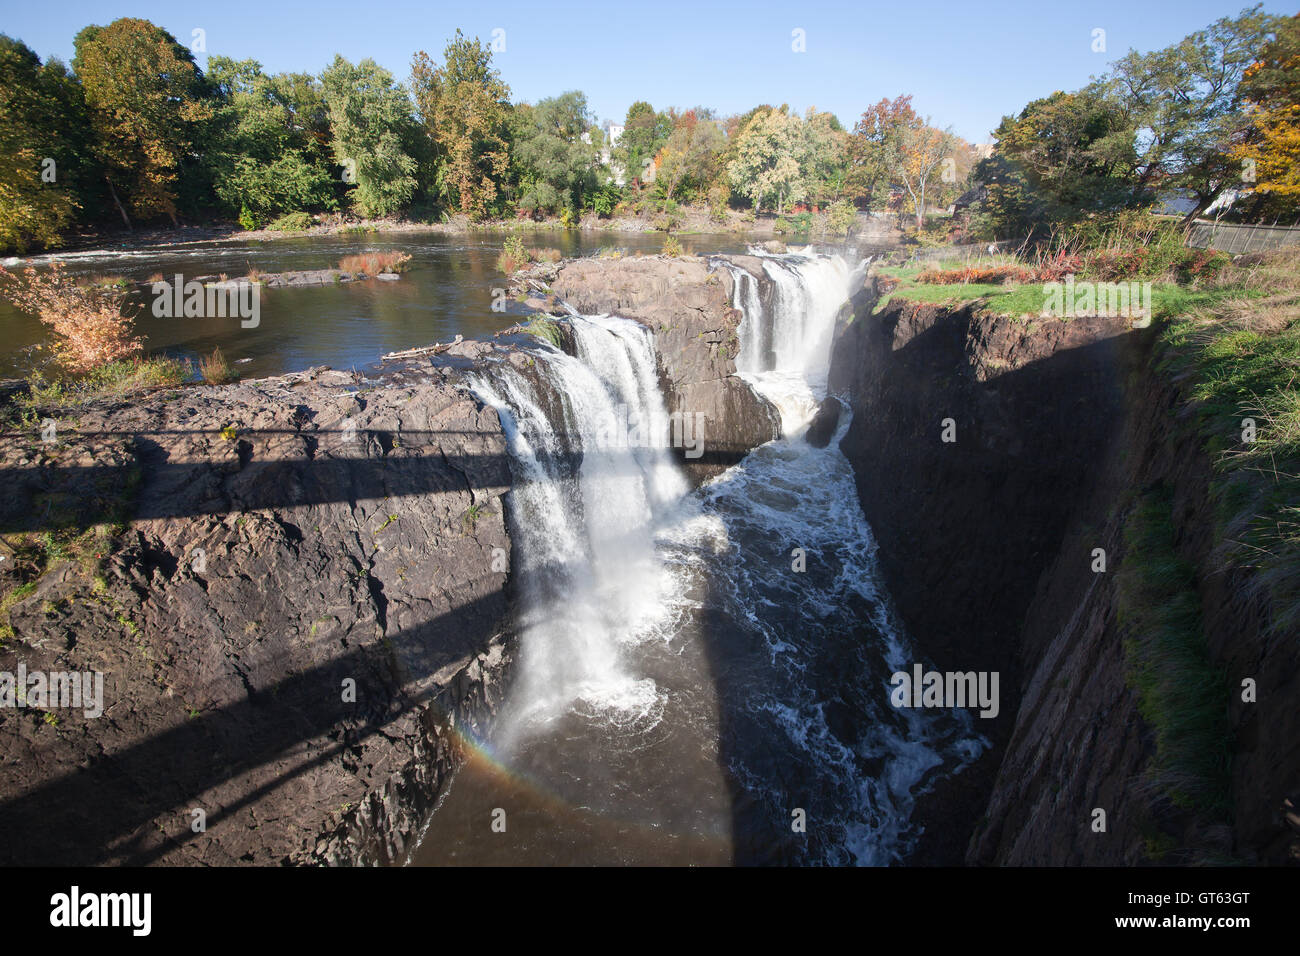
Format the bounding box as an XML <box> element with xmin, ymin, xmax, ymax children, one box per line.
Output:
<box><xmin>1</xmin><ymin>8</ymin><xmax>1296</xmax><ymax>254</ymax></box>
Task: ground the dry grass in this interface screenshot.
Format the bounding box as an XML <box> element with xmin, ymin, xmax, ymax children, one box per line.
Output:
<box><xmin>338</xmin><ymin>252</ymin><xmax>412</xmax><ymax>275</ymax></box>
<box><xmin>527</xmin><ymin>247</ymin><xmax>562</xmax><ymax>264</ymax></box>
<box><xmin>197</xmin><ymin>347</ymin><xmax>235</xmax><ymax>384</ymax></box>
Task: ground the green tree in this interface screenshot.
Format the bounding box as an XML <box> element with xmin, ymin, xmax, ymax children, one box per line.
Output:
<box><xmin>1105</xmin><ymin>4</ymin><xmax>1282</xmax><ymax>223</ymax></box>
<box><xmin>510</xmin><ymin>92</ymin><xmax>599</xmax><ymax>216</ymax></box>
<box><xmin>613</xmin><ymin>101</ymin><xmax>670</xmax><ymax>187</ymax></box>
<box><xmin>319</xmin><ymin>55</ymin><xmax>419</xmax><ymax>219</ymax></box>
<box><xmin>205</xmin><ymin>57</ymin><xmax>338</xmax><ymax>227</ymax></box>
<box><xmin>410</xmin><ymin>30</ymin><xmax>512</xmax><ymax>220</ymax></box>
<box><xmin>727</xmin><ymin>107</ymin><xmax>806</xmax><ymax>213</ymax></box>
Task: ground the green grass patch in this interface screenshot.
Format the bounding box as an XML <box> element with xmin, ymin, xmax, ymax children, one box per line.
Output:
<box><xmin>523</xmin><ymin>315</ymin><xmax>564</xmax><ymax>350</ymax></box>
<box><xmin>1116</xmin><ymin>488</ymin><xmax>1232</xmax><ymax>817</ymax></box>
<box><xmin>872</xmin><ymin>263</ymin><xmax>1244</xmax><ymax>323</ymax></box>
<box><xmin>1159</xmin><ymin>299</ymin><xmax>1300</xmax><ymax>635</ymax></box>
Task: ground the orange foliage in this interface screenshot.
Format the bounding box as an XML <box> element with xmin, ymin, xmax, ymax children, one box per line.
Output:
<box><xmin>0</xmin><ymin>262</ymin><xmax>142</xmax><ymax>372</ymax></box>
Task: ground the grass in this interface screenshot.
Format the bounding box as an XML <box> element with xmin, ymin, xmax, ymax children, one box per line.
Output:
<box><xmin>5</xmin><ymin>357</ymin><xmax>191</xmax><ymax>426</ymax></box>
<box><xmin>1156</xmin><ymin>248</ymin><xmax>1300</xmax><ymax>637</ymax></box>
<box><xmin>1116</xmin><ymin>488</ymin><xmax>1232</xmax><ymax>818</ymax></box>
<box><xmin>198</xmin><ymin>347</ymin><xmax>235</xmax><ymax>385</ymax></box>
<box><xmin>871</xmin><ymin>262</ymin><xmax>1246</xmax><ymax>323</ymax></box>
<box><xmin>522</xmin><ymin>315</ymin><xmax>564</xmax><ymax>349</ymax></box>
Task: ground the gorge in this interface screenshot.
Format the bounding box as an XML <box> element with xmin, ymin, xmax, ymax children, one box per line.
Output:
<box><xmin>1</xmin><ymin>242</ymin><xmax>1294</xmax><ymax>867</ymax></box>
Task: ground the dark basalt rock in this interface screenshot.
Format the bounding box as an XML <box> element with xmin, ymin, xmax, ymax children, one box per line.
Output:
<box><xmin>804</xmin><ymin>397</ymin><xmax>841</xmax><ymax>448</ymax></box>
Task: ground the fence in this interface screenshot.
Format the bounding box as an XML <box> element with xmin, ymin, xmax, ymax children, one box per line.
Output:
<box><xmin>1186</xmin><ymin>219</ymin><xmax>1300</xmax><ymax>254</ymax></box>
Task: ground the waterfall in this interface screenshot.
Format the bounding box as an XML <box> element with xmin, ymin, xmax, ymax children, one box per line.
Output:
<box><xmin>419</xmin><ymin>252</ymin><xmax>981</xmax><ymax>867</ymax></box>
<box><xmin>724</xmin><ymin>251</ymin><xmax>863</xmax><ymax>433</ymax></box>
<box><xmin>469</xmin><ymin>313</ymin><xmax>687</xmax><ymax>735</ymax></box>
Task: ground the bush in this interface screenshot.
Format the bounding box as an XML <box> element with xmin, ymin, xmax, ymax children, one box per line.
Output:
<box><xmin>268</xmin><ymin>212</ymin><xmax>314</xmax><ymax>232</ymax></box>
<box><xmin>527</xmin><ymin>247</ymin><xmax>562</xmax><ymax>264</ymax></box>
<box><xmin>238</xmin><ymin>205</ymin><xmax>265</xmax><ymax>231</ymax></box>
<box><xmin>825</xmin><ymin>200</ymin><xmax>857</xmax><ymax>237</ymax></box>
<box><xmin>918</xmin><ymin>265</ymin><xmax>1034</xmax><ymax>285</ymax></box>
<box><xmin>708</xmin><ymin>183</ymin><xmax>731</xmax><ymax>222</ymax></box>
<box><xmin>338</xmin><ymin>252</ymin><xmax>412</xmax><ymax>275</ymax></box>
<box><xmin>663</xmin><ymin>235</ymin><xmax>683</xmax><ymax>257</ymax></box>
<box><xmin>198</xmin><ymin>347</ymin><xmax>235</xmax><ymax>384</ymax></box>
<box><xmin>773</xmin><ymin>217</ymin><xmax>792</xmax><ymax>235</ymax></box>
<box><xmin>498</xmin><ymin>236</ymin><xmax>528</xmax><ymax>274</ymax></box>
<box><xmin>0</xmin><ymin>262</ymin><xmax>142</xmax><ymax>373</ymax></box>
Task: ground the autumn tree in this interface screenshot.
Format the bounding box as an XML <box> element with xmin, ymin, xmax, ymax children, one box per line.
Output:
<box><xmin>410</xmin><ymin>30</ymin><xmax>512</xmax><ymax>220</ymax></box>
<box><xmin>654</xmin><ymin>110</ymin><xmax>726</xmax><ymax>204</ymax></box>
<box><xmin>896</xmin><ymin>120</ymin><xmax>956</xmax><ymax>230</ymax></box>
<box><xmin>72</xmin><ymin>18</ymin><xmax>213</xmax><ymax>228</ymax></box>
<box><xmin>319</xmin><ymin>55</ymin><xmax>419</xmax><ymax>219</ymax></box>
<box><xmin>0</xmin><ymin>37</ymin><xmax>89</xmax><ymax>252</ymax></box>
<box><xmin>1232</xmin><ymin>13</ymin><xmax>1300</xmax><ymax>216</ymax></box>
<box><xmin>847</xmin><ymin>96</ymin><xmax>916</xmax><ymax>208</ymax></box>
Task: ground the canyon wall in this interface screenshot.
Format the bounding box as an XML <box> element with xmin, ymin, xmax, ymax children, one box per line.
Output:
<box><xmin>828</xmin><ymin>279</ymin><xmax>1298</xmax><ymax>865</ymax></box>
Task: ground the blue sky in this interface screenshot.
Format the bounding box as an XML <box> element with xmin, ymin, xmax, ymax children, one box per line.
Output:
<box><xmin>4</xmin><ymin>1</ymin><xmax>1294</xmax><ymax>142</ymax></box>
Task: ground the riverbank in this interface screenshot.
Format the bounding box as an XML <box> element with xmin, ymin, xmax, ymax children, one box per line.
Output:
<box><xmin>5</xmin><ymin>206</ymin><xmax>902</xmax><ymax>260</ymax></box>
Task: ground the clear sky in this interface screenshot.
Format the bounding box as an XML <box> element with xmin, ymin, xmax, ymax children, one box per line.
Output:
<box><xmin>4</xmin><ymin>0</ymin><xmax>1295</xmax><ymax>142</ymax></box>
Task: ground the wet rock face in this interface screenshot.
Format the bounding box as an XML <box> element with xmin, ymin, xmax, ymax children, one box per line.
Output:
<box><xmin>552</xmin><ymin>255</ymin><xmax>779</xmax><ymax>483</ymax></box>
<box><xmin>804</xmin><ymin>398</ymin><xmax>842</xmax><ymax>449</ymax></box>
<box><xmin>0</xmin><ymin>361</ymin><xmax>515</xmax><ymax>865</ymax></box>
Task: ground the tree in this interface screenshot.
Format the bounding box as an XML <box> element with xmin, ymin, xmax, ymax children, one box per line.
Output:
<box><xmin>975</xmin><ymin>86</ymin><xmax>1146</xmax><ymax>238</ymax></box>
<box><xmin>896</xmin><ymin>120</ymin><xmax>956</xmax><ymax>230</ymax></box>
<box><xmin>847</xmin><ymin>96</ymin><xmax>916</xmax><ymax>209</ymax></box>
<box><xmin>72</xmin><ymin>18</ymin><xmax>213</xmax><ymax>228</ymax></box>
<box><xmin>0</xmin><ymin>37</ymin><xmax>88</xmax><ymax>251</ymax></box>
<box><xmin>654</xmin><ymin>111</ymin><xmax>725</xmax><ymax>204</ymax></box>
<box><xmin>1106</xmin><ymin>4</ymin><xmax>1282</xmax><ymax>223</ymax></box>
<box><xmin>1232</xmin><ymin>13</ymin><xmax>1300</xmax><ymax>216</ymax></box>
<box><xmin>319</xmin><ymin>56</ymin><xmax>419</xmax><ymax>219</ymax></box>
<box><xmin>727</xmin><ymin>107</ymin><xmax>805</xmax><ymax>213</ymax></box>
<box><xmin>410</xmin><ymin>30</ymin><xmax>512</xmax><ymax>221</ymax></box>
<box><xmin>801</xmin><ymin>108</ymin><xmax>850</xmax><ymax>206</ymax></box>
<box><xmin>509</xmin><ymin>92</ymin><xmax>599</xmax><ymax>216</ymax></box>
<box><xmin>613</xmin><ymin>101</ymin><xmax>670</xmax><ymax>187</ymax></box>
<box><xmin>205</xmin><ymin>57</ymin><xmax>338</xmax><ymax>226</ymax></box>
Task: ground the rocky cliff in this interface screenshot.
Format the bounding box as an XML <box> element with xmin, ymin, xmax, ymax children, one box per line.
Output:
<box><xmin>551</xmin><ymin>255</ymin><xmax>780</xmax><ymax>483</ymax></box>
<box><xmin>0</xmin><ymin>347</ymin><xmax>516</xmax><ymax>865</ymax></box>
<box><xmin>828</xmin><ymin>278</ymin><xmax>1298</xmax><ymax>865</ymax></box>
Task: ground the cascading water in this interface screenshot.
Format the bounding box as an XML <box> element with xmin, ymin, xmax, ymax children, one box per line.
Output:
<box><xmin>412</xmin><ymin>251</ymin><xmax>981</xmax><ymax>867</ymax></box>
